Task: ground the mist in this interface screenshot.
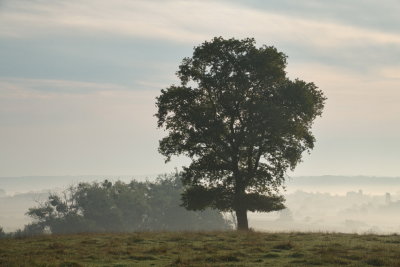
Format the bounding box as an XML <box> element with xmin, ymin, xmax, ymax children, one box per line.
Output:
<box><xmin>252</xmin><ymin>182</ymin><xmax>400</xmax><ymax>234</ymax></box>
<box><xmin>253</xmin><ymin>176</ymin><xmax>400</xmax><ymax>234</ymax></box>
<box><xmin>2</xmin><ymin>175</ymin><xmax>400</xmax><ymax>234</ymax></box>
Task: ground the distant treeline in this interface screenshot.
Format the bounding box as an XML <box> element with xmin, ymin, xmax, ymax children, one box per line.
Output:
<box><xmin>288</xmin><ymin>176</ymin><xmax>400</xmax><ymax>186</ymax></box>
<box><xmin>1</xmin><ymin>173</ymin><xmax>231</xmax><ymax>237</ymax></box>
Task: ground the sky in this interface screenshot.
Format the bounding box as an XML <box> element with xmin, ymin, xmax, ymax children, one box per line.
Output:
<box><xmin>0</xmin><ymin>0</ymin><xmax>399</xmax><ymax>177</ymax></box>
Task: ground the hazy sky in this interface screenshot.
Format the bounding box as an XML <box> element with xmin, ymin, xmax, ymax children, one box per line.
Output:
<box><xmin>1</xmin><ymin>0</ymin><xmax>399</xmax><ymax>177</ymax></box>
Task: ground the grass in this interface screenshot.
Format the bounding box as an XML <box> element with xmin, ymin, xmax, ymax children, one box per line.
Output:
<box><xmin>1</xmin><ymin>231</ymin><xmax>400</xmax><ymax>266</ymax></box>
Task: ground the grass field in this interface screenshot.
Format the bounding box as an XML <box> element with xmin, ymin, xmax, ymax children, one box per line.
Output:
<box><xmin>1</xmin><ymin>231</ymin><xmax>400</xmax><ymax>266</ymax></box>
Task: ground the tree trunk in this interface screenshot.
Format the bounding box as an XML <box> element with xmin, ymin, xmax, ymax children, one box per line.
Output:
<box><xmin>236</xmin><ymin>208</ymin><xmax>248</xmax><ymax>231</ymax></box>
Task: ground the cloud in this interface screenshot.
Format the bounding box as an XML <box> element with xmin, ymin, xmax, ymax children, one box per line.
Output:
<box><xmin>380</xmin><ymin>67</ymin><xmax>400</xmax><ymax>80</ymax></box>
<box><xmin>228</xmin><ymin>0</ymin><xmax>400</xmax><ymax>35</ymax></box>
<box><xmin>286</xmin><ymin>62</ymin><xmax>400</xmax><ymax>143</ymax></box>
<box><xmin>1</xmin><ymin>1</ymin><xmax>400</xmax><ymax>176</ymax></box>
<box><xmin>1</xmin><ymin>0</ymin><xmax>400</xmax><ymax>49</ymax></box>
<box><xmin>0</xmin><ymin>35</ymin><xmax>185</xmax><ymax>88</ymax></box>
<box><xmin>0</xmin><ymin>78</ymin><xmax>130</xmax><ymax>98</ymax></box>
<box><xmin>0</xmin><ymin>77</ymin><xmax>165</xmax><ymax>176</ymax></box>
<box><xmin>2</xmin><ymin>0</ymin><xmax>399</xmax><ymax>85</ymax></box>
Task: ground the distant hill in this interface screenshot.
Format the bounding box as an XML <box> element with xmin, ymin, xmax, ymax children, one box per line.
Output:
<box><xmin>0</xmin><ymin>175</ymin><xmax>157</xmax><ymax>195</ymax></box>
<box><xmin>287</xmin><ymin>176</ymin><xmax>400</xmax><ymax>186</ymax></box>
<box><xmin>1</xmin><ymin>175</ymin><xmax>400</xmax><ymax>195</ymax></box>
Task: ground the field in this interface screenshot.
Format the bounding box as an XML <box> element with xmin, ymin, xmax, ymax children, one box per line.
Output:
<box><xmin>1</xmin><ymin>231</ymin><xmax>400</xmax><ymax>266</ymax></box>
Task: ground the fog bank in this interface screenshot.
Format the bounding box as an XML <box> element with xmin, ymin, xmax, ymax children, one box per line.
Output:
<box><xmin>2</xmin><ymin>175</ymin><xmax>400</xmax><ymax>233</ymax></box>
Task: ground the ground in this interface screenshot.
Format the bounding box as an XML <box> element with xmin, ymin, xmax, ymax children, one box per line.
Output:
<box><xmin>1</xmin><ymin>231</ymin><xmax>400</xmax><ymax>266</ymax></box>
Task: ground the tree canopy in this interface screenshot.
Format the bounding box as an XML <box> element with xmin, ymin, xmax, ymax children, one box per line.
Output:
<box><xmin>156</xmin><ymin>37</ymin><xmax>326</xmax><ymax>230</ymax></box>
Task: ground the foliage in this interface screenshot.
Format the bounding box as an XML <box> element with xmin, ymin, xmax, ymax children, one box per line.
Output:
<box><xmin>156</xmin><ymin>37</ymin><xmax>326</xmax><ymax>229</ymax></box>
<box><xmin>26</xmin><ymin>173</ymin><xmax>230</xmax><ymax>234</ymax></box>
<box><xmin>1</xmin><ymin>231</ymin><xmax>399</xmax><ymax>266</ymax></box>
<box><xmin>0</xmin><ymin>226</ymin><xmax>5</xmax><ymax>238</ymax></box>
<box><xmin>145</xmin><ymin>174</ymin><xmax>230</xmax><ymax>231</ymax></box>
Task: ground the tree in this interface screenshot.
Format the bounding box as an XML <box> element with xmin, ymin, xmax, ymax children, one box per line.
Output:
<box><xmin>146</xmin><ymin>173</ymin><xmax>230</xmax><ymax>231</ymax></box>
<box><xmin>156</xmin><ymin>37</ymin><xmax>326</xmax><ymax>230</ymax></box>
<box><xmin>0</xmin><ymin>226</ymin><xmax>6</xmax><ymax>238</ymax></box>
<box><xmin>26</xmin><ymin>174</ymin><xmax>230</xmax><ymax>234</ymax></box>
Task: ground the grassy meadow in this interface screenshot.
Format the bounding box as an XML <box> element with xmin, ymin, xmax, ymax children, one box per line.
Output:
<box><xmin>1</xmin><ymin>231</ymin><xmax>400</xmax><ymax>266</ymax></box>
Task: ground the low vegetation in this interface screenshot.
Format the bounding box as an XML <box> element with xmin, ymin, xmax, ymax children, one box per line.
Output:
<box><xmin>1</xmin><ymin>231</ymin><xmax>400</xmax><ymax>266</ymax></box>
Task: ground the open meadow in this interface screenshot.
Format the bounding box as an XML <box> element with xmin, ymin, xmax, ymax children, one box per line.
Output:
<box><xmin>1</xmin><ymin>231</ymin><xmax>400</xmax><ymax>266</ymax></box>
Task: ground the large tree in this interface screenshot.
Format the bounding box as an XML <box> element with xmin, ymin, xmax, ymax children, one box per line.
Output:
<box><xmin>156</xmin><ymin>37</ymin><xmax>326</xmax><ymax>230</ymax></box>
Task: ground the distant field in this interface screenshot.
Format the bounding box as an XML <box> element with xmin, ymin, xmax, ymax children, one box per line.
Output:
<box><xmin>1</xmin><ymin>231</ymin><xmax>400</xmax><ymax>266</ymax></box>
